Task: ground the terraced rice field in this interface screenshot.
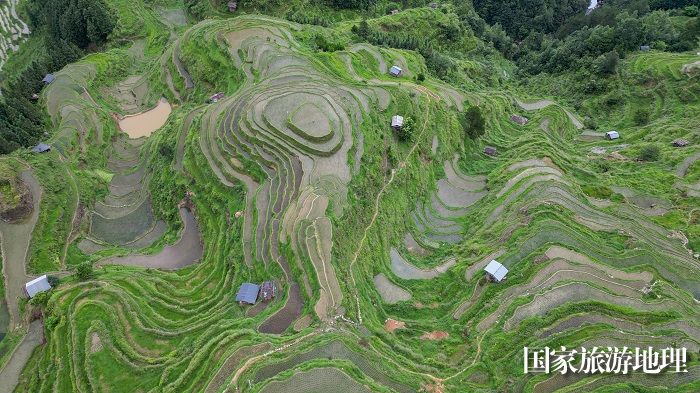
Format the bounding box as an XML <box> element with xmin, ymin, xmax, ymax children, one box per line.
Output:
<box><xmin>1</xmin><ymin>7</ymin><xmax>699</xmax><ymax>393</ymax></box>
<box><xmin>0</xmin><ymin>0</ymin><xmax>29</xmax><ymax>72</ymax></box>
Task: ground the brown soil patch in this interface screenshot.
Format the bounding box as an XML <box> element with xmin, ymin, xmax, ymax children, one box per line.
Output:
<box><xmin>414</xmin><ymin>302</ymin><xmax>439</xmax><ymax>309</ymax></box>
<box><xmin>90</xmin><ymin>332</ymin><xmax>103</xmax><ymax>353</ymax></box>
<box><xmin>421</xmin><ymin>331</ymin><xmax>449</xmax><ymax>340</ymax></box>
<box><xmin>384</xmin><ymin>318</ymin><xmax>406</xmax><ymax>333</ymax></box>
<box><xmin>421</xmin><ymin>380</ymin><xmax>445</xmax><ymax>393</ymax></box>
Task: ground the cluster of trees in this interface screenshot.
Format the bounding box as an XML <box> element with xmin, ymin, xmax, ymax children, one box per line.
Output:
<box><xmin>472</xmin><ymin>0</ymin><xmax>588</xmax><ymax>40</ymax></box>
<box><xmin>0</xmin><ymin>0</ymin><xmax>114</xmax><ymax>153</ymax></box>
<box><xmin>28</xmin><ymin>0</ymin><xmax>114</xmax><ymax>50</ymax></box>
<box><xmin>352</xmin><ymin>20</ymin><xmax>454</xmax><ymax>78</ymax></box>
<box><xmin>329</xmin><ymin>0</ymin><xmax>377</xmax><ymax>9</ymax></box>
<box><xmin>463</xmin><ymin>0</ymin><xmax>700</xmax><ymax>78</ymax></box>
<box><xmin>461</xmin><ymin>106</ymin><xmax>486</xmax><ymax>140</ymax></box>
<box><xmin>514</xmin><ymin>11</ymin><xmax>700</xmax><ymax>76</ymax></box>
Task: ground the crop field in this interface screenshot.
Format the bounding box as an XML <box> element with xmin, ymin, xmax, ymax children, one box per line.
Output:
<box><xmin>0</xmin><ymin>0</ymin><xmax>30</xmax><ymax>72</ymax></box>
<box><xmin>0</xmin><ymin>2</ymin><xmax>699</xmax><ymax>393</ymax></box>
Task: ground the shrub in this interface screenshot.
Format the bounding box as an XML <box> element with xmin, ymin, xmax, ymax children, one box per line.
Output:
<box><xmin>159</xmin><ymin>144</ymin><xmax>174</xmax><ymax>159</ymax></box>
<box><xmin>416</xmin><ymin>73</ymin><xmax>425</xmax><ymax>82</ymax></box>
<box><xmin>395</xmin><ymin>117</ymin><xmax>415</xmax><ymax>142</ymax></box>
<box><xmin>29</xmin><ymin>291</ymin><xmax>50</xmax><ymax>306</ymax></box>
<box><xmin>633</xmin><ymin>108</ymin><xmax>650</xmax><ymax>125</ymax></box>
<box><xmin>595</xmin><ymin>160</ymin><xmax>611</xmax><ymax>173</ymax></box>
<box><xmin>314</xmin><ymin>34</ymin><xmax>345</xmax><ymax>52</ymax></box>
<box><xmin>76</xmin><ymin>262</ymin><xmax>94</xmax><ymax>280</ymax></box>
<box><xmin>594</xmin><ymin>51</ymin><xmax>619</xmax><ymax>76</ymax></box>
<box><xmin>461</xmin><ymin>106</ymin><xmax>486</xmax><ymax>140</ymax></box>
<box><xmin>47</xmin><ymin>275</ymin><xmax>60</xmax><ymax>287</ymax></box>
<box><xmin>638</xmin><ymin>144</ymin><xmax>661</xmax><ymax>161</ymax></box>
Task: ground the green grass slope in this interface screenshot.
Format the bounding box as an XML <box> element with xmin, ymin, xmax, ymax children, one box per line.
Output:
<box><xmin>0</xmin><ymin>3</ymin><xmax>698</xmax><ymax>393</ymax></box>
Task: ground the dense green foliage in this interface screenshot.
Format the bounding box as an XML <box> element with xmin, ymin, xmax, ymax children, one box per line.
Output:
<box><xmin>460</xmin><ymin>106</ymin><xmax>486</xmax><ymax>140</ymax></box>
<box><xmin>28</xmin><ymin>0</ymin><xmax>114</xmax><ymax>49</ymax></box>
<box><xmin>473</xmin><ymin>0</ymin><xmax>587</xmax><ymax>40</ymax></box>
<box><xmin>0</xmin><ymin>0</ymin><xmax>114</xmax><ymax>153</ymax></box>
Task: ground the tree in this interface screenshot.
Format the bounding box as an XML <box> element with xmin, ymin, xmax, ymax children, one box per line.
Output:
<box><xmin>638</xmin><ymin>144</ymin><xmax>661</xmax><ymax>161</ymax></box>
<box><xmin>594</xmin><ymin>50</ymin><xmax>619</xmax><ymax>75</ymax></box>
<box><xmin>357</xmin><ymin>19</ymin><xmax>370</xmax><ymax>38</ymax></box>
<box><xmin>329</xmin><ymin>0</ymin><xmax>376</xmax><ymax>10</ymax></box>
<box><xmin>76</xmin><ymin>262</ymin><xmax>94</xmax><ymax>280</ymax></box>
<box><xmin>47</xmin><ymin>275</ymin><xmax>60</xmax><ymax>287</ymax></box>
<box><xmin>83</xmin><ymin>0</ymin><xmax>114</xmax><ymax>46</ymax></box>
<box><xmin>395</xmin><ymin>117</ymin><xmax>415</xmax><ymax>142</ymax></box>
<box><xmin>29</xmin><ymin>290</ymin><xmax>50</xmax><ymax>306</ymax></box>
<box><xmin>461</xmin><ymin>106</ymin><xmax>486</xmax><ymax>140</ymax></box>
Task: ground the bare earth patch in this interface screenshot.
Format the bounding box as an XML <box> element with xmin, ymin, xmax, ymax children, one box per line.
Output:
<box><xmin>420</xmin><ymin>331</ymin><xmax>449</xmax><ymax>340</ymax></box>
<box><xmin>421</xmin><ymin>380</ymin><xmax>445</xmax><ymax>393</ymax></box>
<box><xmin>384</xmin><ymin>318</ymin><xmax>406</xmax><ymax>333</ymax></box>
<box><xmin>90</xmin><ymin>332</ymin><xmax>103</xmax><ymax>353</ymax></box>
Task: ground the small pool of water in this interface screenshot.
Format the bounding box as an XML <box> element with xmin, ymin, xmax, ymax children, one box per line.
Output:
<box><xmin>118</xmin><ymin>99</ymin><xmax>172</xmax><ymax>139</ymax></box>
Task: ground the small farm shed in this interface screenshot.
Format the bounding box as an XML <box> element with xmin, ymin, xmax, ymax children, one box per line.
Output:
<box><xmin>391</xmin><ymin>115</ymin><xmax>404</xmax><ymax>130</ymax></box>
<box><xmin>25</xmin><ymin>275</ymin><xmax>51</xmax><ymax>298</ymax></box>
<box><xmin>484</xmin><ymin>260</ymin><xmax>508</xmax><ymax>283</ymax></box>
<box><xmin>235</xmin><ymin>283</ymin><xmax>259</xmax><ymax>305</ymax></box>
<box><xmin>208</xmin><ymin>92</ymin><xmax>225</xmax><ymax>103</ymax></box>
<box><xmin>31</xmin><ymin>143</ymin><xmax>51</xmax><ymax>153</ymax></box>
<box><xmin>260</xmin><ymin>281</ymin><xmax>277</xmax><ymax>302</ymax></box>
<box><xmin>390</xmin><ymin>9</ymin><xmax>399</xmax><ymax>15</ymax></box>
<box><xmin>228</xmin><ymin>1</ymin><xmax>237</xmax><ymax>12</ymax></box>
<box><xmin>672</xmin><ymin>139</ymin><xmax>689</xmax><ymax>147</ymax></box>
<box><xmin>640</xmin><ymin>45</ymin><xmax>651</xmax><ymax>51</ymax></box>
<box><xmin>42</xmin><ymin>74</ymin><xmax>55</xmax><ymax>84</ymax></box>
<box><xmin>389</xmin><ymin>65</ymin><xmax>402</xmax><ymax>77</ymax></box>
<box><xmin>484</xmin><ymin>146</ymin><xmax>497</xmax><ymax>156</ymax></box>
<box><xmin>605</xmin><ymin>131</ymin><xmax>620</xmax><ymax>140</ymax></box>
<box><xmin>430</xmin><ymin>2</ymin><xmax>438</xmax><ymax>8</ymax></box>
<box><xmin>511</xmin><ymin>115</ymin><xmax>528</xmax><ymax>125</ymax></box>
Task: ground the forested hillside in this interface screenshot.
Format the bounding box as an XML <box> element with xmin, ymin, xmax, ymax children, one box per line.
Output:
<box><xmin>0</xmin><ymin>0</ymin><xmax>113</xmax><ymax>153</ymax></box>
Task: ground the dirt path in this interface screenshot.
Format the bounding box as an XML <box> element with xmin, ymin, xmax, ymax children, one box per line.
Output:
<box><xmin>0</xmin><ymin>319</ymin><xmax>43</xmax><ymax>393</ymax></box>
<box><xmin>348</xmin><ymin>93</ymin><xmax>435</xmax><ymax>323</ymax></box>
<box><xmin>677</xmin><ymin>151</ymin><xmax>700</xmax><ymax>177</ymax></box>
<box><xmin>97</xmin><ymin>207</ymin><xmax>202</xmax><ymax>270</ymax></box>
<box><xmin>59</xmin><ymin>159</ymin><xmax>80</xmax><ymax>269</ymax></box>
<box><xmin>0</xmin><ymin>170</ymin><xmax>42</xmax><ymax>330</ymax></box>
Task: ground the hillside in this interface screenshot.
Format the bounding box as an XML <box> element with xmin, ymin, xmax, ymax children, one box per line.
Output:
<box><xmin>0</xmin><ymin>1</ymin><xmax>698</xmax><ymax>392</ymax></box>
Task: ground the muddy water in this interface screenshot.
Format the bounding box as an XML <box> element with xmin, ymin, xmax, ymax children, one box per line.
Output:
<box><xmin>118</xmin><ymin>99</ymin><xmax>172</xmax><ymax>139</ymax></box>
<box><xmin>97</xmin><ymin>207</ymin><xmax>202</xmax><ymax>270</ymax></box>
